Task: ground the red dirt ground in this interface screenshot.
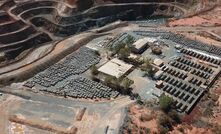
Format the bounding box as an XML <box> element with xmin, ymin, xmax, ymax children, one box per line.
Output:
<box><xmin>170</xmin><ymin>124</ymin><xmax>213</xmax><ymax>134</ymax></box>
<box><xmin>169</xmin><ymin>6</ymin><xmax>221</xmax><ymax>27</ymax></box>
<box><xmin>123</xmin><ymin>104</ymin><xmax>159</xmax><ymax>134</ymax></box>
<box><xmin>182</xmin><ymin>106</ymin><xmax>201</xmax><ymax>124</ymax></box>
<box><xmin>124</xmin><ymin>104</ymin><xmax>215</xmax><ymax>134</ymax></box>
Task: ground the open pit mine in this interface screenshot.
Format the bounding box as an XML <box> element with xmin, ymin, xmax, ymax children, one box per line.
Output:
<box><xmin>0</xmin><ymin>0</ymin><xmax>221</xmax><ymax>134</ymax></box>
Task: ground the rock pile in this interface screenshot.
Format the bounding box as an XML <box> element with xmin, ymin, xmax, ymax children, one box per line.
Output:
<box><xmin>24</xmin><ymin>47</ymin><xmax>100</xmax><ymax>88</ymax></box>
<box><xmin>24</xmin><ymin>47</ymin><xmax>119</xmax><ymax>99</ymax></box>
<box><xmin>40</xmin><ymin>76</ymin><xmax>119</xmax><ymax>99</ymax></box>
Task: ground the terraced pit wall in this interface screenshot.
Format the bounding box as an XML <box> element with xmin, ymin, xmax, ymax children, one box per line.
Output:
<box><xmin>0</xmin><ymin>33</ymin><xmax>101</xmax><ymax>85</ymax></box>
<box><xmin>18</xmin><ymin>3</ymin><xmax>184</xmax><ymax>37</ymax></box>
<box><xmin>0</xmin><ymin>1</ymin><xmax>184</xmax><ymax>84</ymax></box>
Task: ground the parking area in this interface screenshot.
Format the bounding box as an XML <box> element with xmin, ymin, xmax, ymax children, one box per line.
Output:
<box><xmin>128</xmin><ymin>30</ymin><xmax>221</xmax><ymax>113</ymax></box>
<box><xmin>128</xmin><ymin>69</ymin><xmax>160</xmax><ymax>101</ymax></box>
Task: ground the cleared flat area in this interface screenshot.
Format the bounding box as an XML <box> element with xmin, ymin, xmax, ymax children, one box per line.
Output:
<box><xmin>0</xmin><ymin>87</ymin><xmax>133</xmax><ymax>134</ymax></box>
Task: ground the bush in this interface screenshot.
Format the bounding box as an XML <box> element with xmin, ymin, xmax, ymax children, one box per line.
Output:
<box><xmin>168</xmin><ymin>110</ymin><xmax>181</xmax><ymax>124</ymax></box>
<box><xmin>90</xmin><ymin>65</ymin><xmax>99</xmax><ymax>75</ymax></box>
<box><xmin>158</xmin><ymin>114</ymin><xmax>173</xmax><ymax>130</ymax></box>
<box><xmin>145</xmin><ymin>128</ymin><xmax>150</xmax><ymax>134</ymax></box>
<box><xmin>178</xmin><ymin>127</ymin><xmax>185</xmax><ymax>133</ymax></box>
<box><xmin>140</xmin><ymin>113</ymin><xmax>153</xmax><ymax>122</ymax></box>
<box><xmin>125</xmin><ymin>35</ymin><xmax>135</xmax><ymax>45</ymax></box>
<box><xmin>126</xmin><ymin>56</ymin><xmax>144</xmax><ymax>66</ymax></box>
<box><xmin>120</xmin><ymin>78</ymin><xmax>134</xmax><ymax>95</ymax></box>
<box><xmin>159</xmin><ymin>94</ymin><xmax>173</xmax><ymax>112</ymax></box>
<box><xmin>140</xmin><ymin>58</ymin><xmax>152</xmax><ymax>71</ymax></box>
<box><xmin>91</xmin><ymin>76</ymin><xmax>100</xmax><ymax>82</ymax></box>
<box><xmin>111</xmin><ymin>41</ymin><xmax>126</xmax><ymax>54</ymax></box>
<box><xmin>212</xmin><ymin>124</ymin><xmax>221</xmax><ymax>134</ymax></box>
<box><xmin>210</xmin><ymin>94</ymin><xmax>219</xmax><ymax>101</ymax></box>
<box><xmin>104</xmin><ymin>76</ymin><xmax>123</xmax><ymax>92</ymax></box>
<box><xmin>104</xmin><ymin>76</ymin><xmax>113</xmax><ymax>86</ymax></box>
<box><xmin>136</xmin><ymin>95</ymin><xmax>143</xmax><ymax>105</ymax></box>
<box><xmin>158</xmin><ymin>125</ymin><xmax>169</xmax><ymax>134</ymax></box>
<box><xmin>151</xmin><ymin>46</ymin><xmax>162</xmax><ymax>55</ymax></box>
<box><xmin>118</xmin><ymin>47</ymin><xmax>130</xmax><ymax>60</ymax></box>
<box><xmin>94</xmin><ymin>50</ymin><xmax>100</xmax><ymax>56</ymax></box>
<box><xmin>122</xmin><ymin>78</ymin><xmax>134</xmax><ymax>89</ymax></box>
<box><xmin>203</xmin><ymin>107</ymin><xmax>213</xmax><ymax>117</ymax></box>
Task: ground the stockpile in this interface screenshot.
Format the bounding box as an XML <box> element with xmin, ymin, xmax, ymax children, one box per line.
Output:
<box><xmin>40</xmin><ymin>76</ymin><xmax>119</xmax><ymax>99</ymax></box>
<box><xmin>24</xmin><ymin>47</ymin><xmax>100</xmax><ymax>88</ymax></box>
<box><xmin>24</xmin><ymin>47</ymin><xmax>119</xmax><ymax>99</ymax></box>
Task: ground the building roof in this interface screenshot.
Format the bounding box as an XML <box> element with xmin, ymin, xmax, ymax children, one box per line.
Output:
<box><xmin>153</xmin><ymin>58</ymin><xmax>164</xmax><ymax>66</ymax></box>
<box><xmin>132</xmin><ymin>38</ymin><xmax>149</xmax><ymax>50</ymax></box>
<box><xmin>152</xmin><ymin>88</ymin><xmax>163</xmax><ymax>98</ymax></box>
<box><xmin>128</xmin><ymin>54</ymin><xmax>138</xmax><ymax>59</ymax></box>
<box><xmin>154</xmin><ymin>70</ymin><xmax>164</xmax><ymax>79</ymax></box>
<box><xmin>145</xmin><ymin>37</ymin><xmax>158</xmax><ymax>43</ymax></box>
<box><xmin>98</xmin><ymin>58</ymin><xmax>133</xmax><ymax>78</ymax></box>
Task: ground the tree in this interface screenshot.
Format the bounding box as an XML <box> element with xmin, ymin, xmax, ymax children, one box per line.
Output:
<box><xmin>121</xmin><ymin>78</ymin><xmax>134</xmax><ymax>94</ymax></box>
<box><xmin>168</xmin><ymin>110</ymin><xmax>181</xmax><ymax>124</ymax></box>
<box><xmin>94</xmin><ymin>50</ymin><xmax>100</xmax><ymax>56</ymax></box>
<box><xmin>141</xmin><ymin>59</ymin><xmax>151</xmax><ymax>71</ymax></box>
<box><xmin>128</xmin><ymin>56</ymin><xmax>144</xmax><ymax>66</ymax></box>
<box><xmin>145</xmin><ymin>128</ymin><xmax>150</xmax><ymax>134</ymax></box>
<box><xmin>158</xmin><ymin>125</ymin><xmax>169</xmax><ymax>134</ymax></box>
<box><xmin>112</xmin><ymin>76</ymin><xmax>121</xmax><ymax>89</ymax></box>
<box><xmin>104</xmin><ymin>76</ymin><xmax>120</xmax><ymax>90</ymax></box>
<box><xmin>118</xmin><ymin>47</ymin><xmax>130</xmax><ymax>60</ymax></box>
<box><xmin>211</xmin><ymin>124</ymin><xmax>221</xmax><ymax>134</ymax></box>
<box><xmin>151</xmin><ymin>46</ymin><xmax>162</xmax><ymax>55</ymax></box>
<box><xmin>159</xmin><ymin>94</ymin><xmax>173</xmax><ymax>112</ymax></box>
<box><xmin>104</xmin><ymin>76</ymin><xmax>115</xmax><ymax>86</ymax></box>
<box><xmin>125</xmin><ymin>35</ymin><xmax>135</xmax><ymax>45</ymax></box>
<box><xmin>122</xmin><ymin>78</ymin><xmax>134</xmax><ymax>89</ymax></box>
<box><xmin>148</xmin><ymin>67</ymin><xmax>155</xmax><ymax>78</ymax></box>
<box><xmin>157</xmin><ymin>113</ymin><xmax>173</xmax><ymax>132</ymax></box>
<box><xmin>136</xmin><ymin>94</ymin><xmax>143</xmax><ymax>105</ymax></box>
<box><xmin>141</xmin><ymin>58</ymin><xmax>155</xmax><ymax>77</ymax></box>
<box><xmin>64</xmin><ymin>91</ymin><xmax>67</xmax><ymax>98</ymax></box>
<box><xmin>112</xmin><ymin>42</ymin><xmax>126</xmax><ymax>54</ymax></box>
<box><xmin>90</xmin><ymin>65</ymin><xmax>99</xmax><ymax>75</ymax></box>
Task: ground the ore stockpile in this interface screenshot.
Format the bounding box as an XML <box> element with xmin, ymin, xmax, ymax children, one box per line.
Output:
<box><xmin>24</xmin><ymin>47</ymin><xmax>119</xmax><ymax>99</ymax></box>
<box><xmin>40</xmin><ymin>76</ymin><xmax>119</xmax><ymax>99</ymax></box>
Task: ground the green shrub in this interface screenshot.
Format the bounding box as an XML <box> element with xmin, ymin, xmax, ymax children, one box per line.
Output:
<box><xmin>158</xmin><ymin>125</ymin><xmax>169</xmax><ymax>134</ymax></box>
<box><xmin>158</xmin><ymin>114</ymin><xmax>173</xmax><ymax>130</ymax></box>
<box><xmin>145</xmin><ymin>128</ymin><xmax>150</xmax><ymax>134</ymax></box>
<box><xmin>90</xmin><ymin>65</ymin><xmax>99</xmax><ymax>75</ymax></box>
<box><xmin>159</xmin><ymin>94</ymin><xmax>173</xmax><ymax>112</ymax></box>
<box><xmin>168</xmin><ymin>110</ymin><xmax>181</xmax><ymax>124</ymax></box>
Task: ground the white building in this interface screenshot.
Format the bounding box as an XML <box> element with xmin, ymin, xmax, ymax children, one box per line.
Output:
<box><xmin>98</xmin><ymin>58</ymin><xmax>133</xmax><ymax>78</ymax></box>
<box><xmin>132</xmin><ymin>37</ymin><xmax>157</xmax><ymax>54</ymax></box>
<box><xmin>153</xmin><ymin>58</ymin><xmax>164</xmax><ymax>67</ymax></box>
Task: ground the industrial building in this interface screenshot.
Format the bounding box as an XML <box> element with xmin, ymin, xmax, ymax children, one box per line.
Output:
<box><xmin>132</xmin><ymin>37</ymin><xmax>156</xmax><ymax>54</ymax></box>
<box><xmin>153</xmin><ymin>58</ymin><xmax>164</xmax><ymax>67</ymax></box>
<box><xmin>98</xmin><ymin>58</ymin><xmax>133</xmax><ymax>78</ymax></box>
